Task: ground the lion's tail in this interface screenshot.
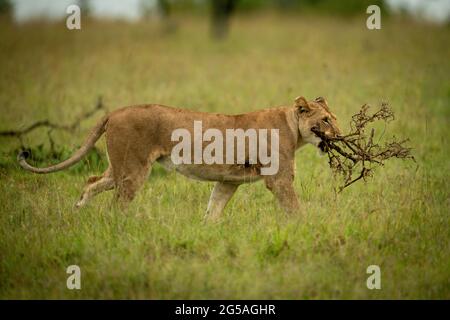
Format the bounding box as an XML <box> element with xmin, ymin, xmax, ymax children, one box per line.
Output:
<box><xmin>17</xmin><ymin>115</ymin><xmax>109</xmax><ymax>174</ymax></box>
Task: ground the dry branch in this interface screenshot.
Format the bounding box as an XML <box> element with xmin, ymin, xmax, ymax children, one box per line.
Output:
<box><xmin>0</xmin><ymin>96</ymin><xmax>106</xmax><ymax>146</ymax></box>
<box><xmin>313</xmin><ymin>103</ymin><xmax>414</xmax><ymax>192</ymax></box>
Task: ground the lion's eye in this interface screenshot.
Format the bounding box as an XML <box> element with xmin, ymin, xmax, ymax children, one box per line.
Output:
<box><xmin>322</xmin><ymin>117</ymin><xmax>330</xmax><ymax>124</ymax></box>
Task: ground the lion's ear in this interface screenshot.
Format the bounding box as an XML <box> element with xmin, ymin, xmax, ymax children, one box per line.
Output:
<box><xmin>294</xmin><ymin>96</ymin><xmax>310</xmax><ymax>114</ymax></box>
<box><xmin>294</xmin><ymin>96</ymin><xmax>308</xmax><ymax>107</ymax></box>
<box><xmin>315</xmin><ymin>96</ymin><xmax>328</xmax><ymax>106</ymax></box>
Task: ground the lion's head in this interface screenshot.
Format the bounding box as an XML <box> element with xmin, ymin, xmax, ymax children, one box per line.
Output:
<box><xmin>295</xmin><ymin>96</ymin><xmax>341</xmax><ymax>152</ymax></box>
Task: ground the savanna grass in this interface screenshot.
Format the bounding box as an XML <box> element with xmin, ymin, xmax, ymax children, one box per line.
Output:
<box><xmin>0</xmin><ymin>13</ymin><xmax>448</xmax><ymax>299</ymax></box>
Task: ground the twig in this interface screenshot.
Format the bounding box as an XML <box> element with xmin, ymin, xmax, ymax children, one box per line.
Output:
<box><xmin>315</xmin><ymin>103</ymin><xmax>414</xmax><ymax>192</ymax></box>
<box><xmin>0</xmin><ymin>96</ymin><xmax>106</xmax><ymax>140</ymax></box>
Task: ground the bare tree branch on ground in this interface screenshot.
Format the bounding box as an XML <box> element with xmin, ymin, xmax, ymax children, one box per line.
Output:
<box><xmin>0</xmin><ymin>96</ymin><xmax>107</xmax><ymax>148</ymax></box>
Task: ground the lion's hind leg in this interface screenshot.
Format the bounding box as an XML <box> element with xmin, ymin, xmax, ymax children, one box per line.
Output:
<box><xmin>113</xmin><ymin>164</ymin><xmax>150</xmax><ymax>206</ymax></box>
<box><xmin>75</xmin><ymin>168</ymin><xmax>114</xmax><ymax>208</ymax></box>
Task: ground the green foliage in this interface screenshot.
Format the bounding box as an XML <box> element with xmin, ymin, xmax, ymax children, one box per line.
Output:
<box><xmin>296</xmin><ymin>0</ymin><xmax>386</xmax><ymax>15</ymax></box>
<box><xmin>236</xmin><ymin>0</ymin><xmax>272</xmax><ymax>11</ymax></box>
<box><xmin>0</xmin><ymin>0</ymin><xmax>10</xmax><ymax>14</ymax></box>
<box><xmin>258</xmin><ymin>226</ymin><xmax>290</xmax><ymax>261</ymax></box>
<box><xmin>168</xmin><ymin>0</ymin><xmax>386</xmax><ymax>15</ymax></box>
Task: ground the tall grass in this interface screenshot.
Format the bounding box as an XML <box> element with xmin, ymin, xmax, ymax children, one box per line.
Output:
<box><xmin>0</xmin><ymin>13</ymin><xmax>448</xmax><ymax>299</ymax></box>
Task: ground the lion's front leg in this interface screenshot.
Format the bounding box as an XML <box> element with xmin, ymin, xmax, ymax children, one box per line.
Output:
<box><xmin>204</xmin><ymin>182</ymin><xmax>239</xmax><ymax>222</ymax></box>
<box><xmin>264</xmin><ymin>163</ymin><xmax>299</xmax><ymax>214</ymax></box>
<box><xmin>265</xmin><ymin>178</ymin><xmax>299</xmax><ymax>213</ymax></box>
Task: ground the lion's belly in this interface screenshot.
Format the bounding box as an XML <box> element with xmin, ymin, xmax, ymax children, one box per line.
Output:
<box><xmin>157</xmin><ymin>156</ymin><xmax>262</xmax><ymax>183</ymax></box>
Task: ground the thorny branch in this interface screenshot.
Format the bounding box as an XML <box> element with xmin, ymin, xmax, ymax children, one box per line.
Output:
<box><xmin>312</xmin><ymin>103</ymin><xmax>414</xmax><ymax>192</ymax></box>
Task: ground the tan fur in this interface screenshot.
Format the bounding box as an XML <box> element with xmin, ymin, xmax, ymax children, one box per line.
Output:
<box><xmin>18</xmin><ymin>96</ymin><xmax>341</xmax><ymax>220</ymax></box>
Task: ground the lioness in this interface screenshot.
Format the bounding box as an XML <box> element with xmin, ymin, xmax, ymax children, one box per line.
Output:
<box><xmin>18</xmin><ymin>96</ymin><xmax>341</xmax><ymax>220</ymax></box>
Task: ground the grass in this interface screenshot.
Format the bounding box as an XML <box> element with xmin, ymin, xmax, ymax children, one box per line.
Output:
<box><xmin>0</xmin><ymin>13</ymin><xmax>449</xmax><ymax>299</ymax></box>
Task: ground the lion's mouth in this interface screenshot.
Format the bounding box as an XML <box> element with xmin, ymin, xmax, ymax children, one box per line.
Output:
<box><xmin>318</xmin><ymin>140</ymin><xmax>328</xmax><ymax>152</ymax></box>
<box><xmin>311</xmin><ymin>128</ymin><xmax>329</xmax><ymax>152</ymax></box>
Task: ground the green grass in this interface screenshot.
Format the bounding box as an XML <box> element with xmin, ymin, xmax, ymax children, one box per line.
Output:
<box><xmin>0</xmin><ymin>13</ymin><xmax>449</xmax><ymax>299</ymax></box>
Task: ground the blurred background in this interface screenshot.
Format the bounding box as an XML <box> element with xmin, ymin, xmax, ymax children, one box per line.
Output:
<box><xmin>3</xmin><ymin>0</ymin><xmax>450</xmax><ymax>27</ymax></box>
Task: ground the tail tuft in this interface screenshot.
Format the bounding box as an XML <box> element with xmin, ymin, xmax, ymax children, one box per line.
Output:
<box><xmin>17</xmin><ymin>150</ymin><xmax>30</xmax><ymax>162</ymax></box>
<box><xmin>16</xmin><ymin>115</ymin><xmax>108</xmax><ymax>174</ymax></box>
